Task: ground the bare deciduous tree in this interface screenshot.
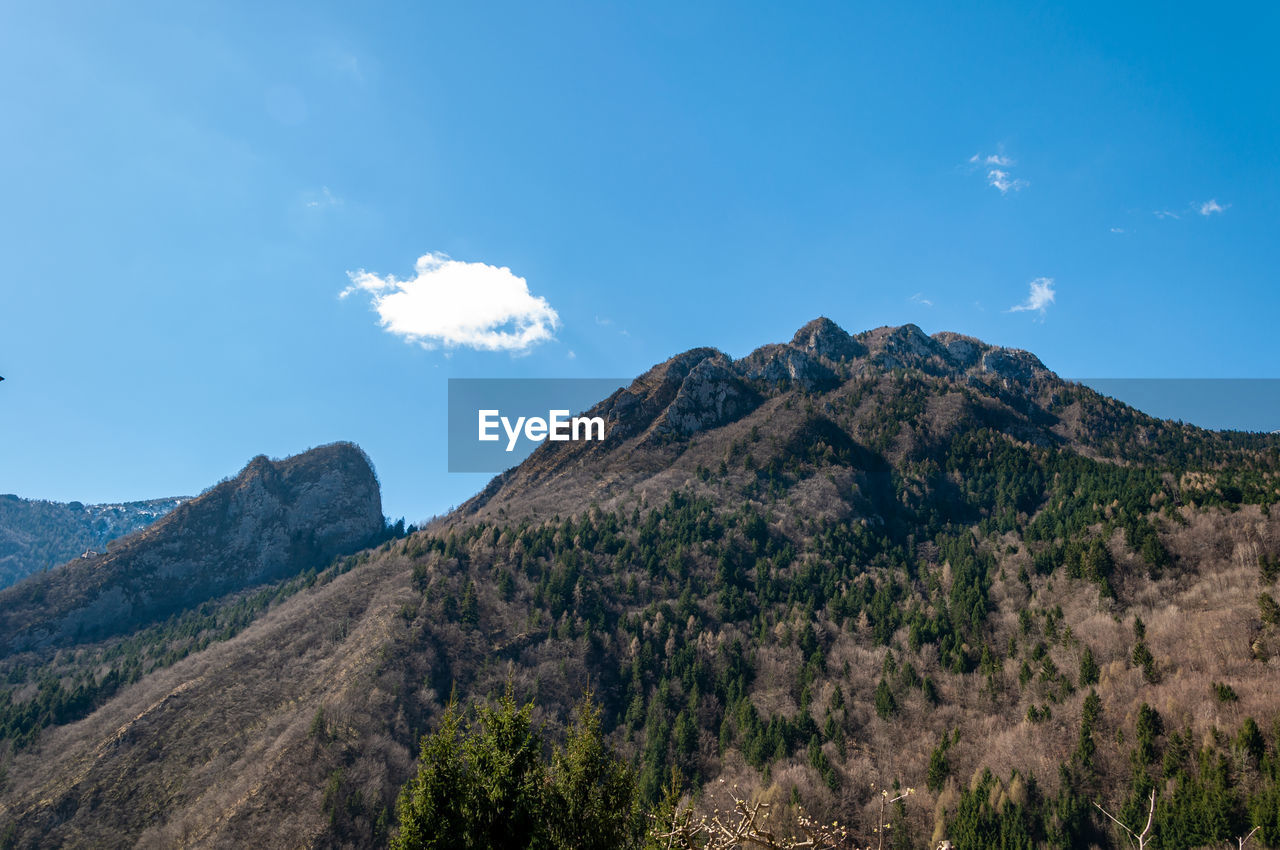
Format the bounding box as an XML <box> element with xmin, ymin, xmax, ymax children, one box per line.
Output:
<box><xmin>1094</xmin><ymin>789</ymin><xmax>1155</xmax><ymax>850</ymax></box>
<box><xmin>651</xmin><ymin>787</ymin><xmax>857</xmax><ymax>849</ymax></box>
<box><xmin>1236</xmin><ymin>825</ymin><xmax>1261</xmax><ymax>849</ymax></box>
<box><xmin>649</xmin><ymin>784</ymin><xmax>918</xmax><ymax>850</ymax></box>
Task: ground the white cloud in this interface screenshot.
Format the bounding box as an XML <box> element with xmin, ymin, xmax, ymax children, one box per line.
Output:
<box><xmin>1154</xmin><ymin>200</ymin><xmax>1230</xmax><ymax>220</ymax></box>
<box><xmin>1110</xmin><ymin>227</ymin><xmax>1125</xmax><ymax>233</ymax></box>
<box><xmin>341</xmin><ymin>252</ymin><xmax>560</xmax><ymax>352</ymax></box>
<box><xmin>968</xmin><ymin>150</ymin><xmax>1025</xmax><ymax>193</ymax></box>
<box><xmin>1008</xmin><ymin>277</ymin><xmax>1056</xmax><ymax>317</ymax></box>
<box><xmin>968</xmin><ymin>153</ymin><xmax>1014</xmax><ymax>166</ymax></box>
<box><xmin>987</xmin><ymin>169</ymin><xmax>1028</xmax><ymax>194</ymax></box>
<box><xmin>909</xmin><ymin>292</ymin><xmax>934</xmax><ymax>307</ymax></box>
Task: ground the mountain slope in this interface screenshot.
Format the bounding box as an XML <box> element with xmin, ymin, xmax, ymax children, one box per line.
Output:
<box><xmin>2</xmin><ymin>321</ymin><xmax>1279</xmax><ymax>849</ymax></box>
<box><xmin>0</xmin><ymin>545</ymin><xmax>415</xmax><ymax>847</ymax></box>
<box><xmin>0</xmin><ymin>495</ymin><xmax>186</xmax><ymax>590</ymax></box>
<box><xmin>0</xmin><ymin>442</ymin><xmax>384</xmax><ymax>654</ymax></box>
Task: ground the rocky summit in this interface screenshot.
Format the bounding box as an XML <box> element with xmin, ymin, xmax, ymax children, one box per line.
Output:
<box><xmin>0</xmin><ymin>442</ymin><xmax>384</xmax><ymax>654</ymax></box>
<box><xmin>462</xmin><ymin>317</ymin><xmax>1056</xmax><ymax>513</ymax></box>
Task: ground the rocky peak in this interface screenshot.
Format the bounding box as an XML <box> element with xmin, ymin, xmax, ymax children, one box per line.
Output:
<box><xmin>654</xmin><ymin>355</ymin><xmax>762</xmax><ymax>437</ymax></box>
<box><xmin>461</xmin><ymin>319</ymin><xmax>1070</xmax><ymax>516</ymax></box>
<box><xmin>603</xmin><ymin>321</ymin><xmax>1057</xmax><ymax>448</ymax></box>
<box><xmin>587</xmin><ymin>348</ymin><xmax>722</xmax><ymax>443</ymax></box>
<box><xmin>640</xmin><ymin>347</ymin><xmax>722</xmax><ymax>393</ymax></box>
<box><xmin>980</xmin><ymin>347</ymin><xmax>1048</xmax><ymax>385</ymax></box>
<box><xmin>789</xmin><ymin>317</ymin><xmax>865</xmax><ymax>362</ymax></box>
<box><xmin>736</xmin><ymin>344</ymin><xmax>840</xmax><ymax>393</ymax></box>
<box><xmin>856</xmin><ymin>323</ymin><xmax>954</xmax><ymax>374</ymax></box>
<box><xmin>931</xmin><ymin>332</ymin><xmax>986</xmax><ymax>368</ymax></box>
<box><xmin>0</xmin><ymin>442</ymin><xmax>384</xmax><ymax>653</ymax></box>
<box><xmin>885</xmin><ymin>323</ymin><xmax>949</xmax><ymax>360</ymax></box>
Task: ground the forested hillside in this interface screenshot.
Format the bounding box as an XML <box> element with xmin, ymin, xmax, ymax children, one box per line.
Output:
<box><xmin>2</xmin><ymin>320</ymin><xmax>1278</xmax><ymax>849</ymax></box>
<box><xmin>0</xmin><ymin>495</ymin><xmax>185</xmax><ymax>590</ymax></box>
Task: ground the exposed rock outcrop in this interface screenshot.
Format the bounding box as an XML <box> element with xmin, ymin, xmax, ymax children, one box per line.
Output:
<box><xmin>790</xmin><ymin>317</ymin><xmax>866</xmax><ymax>363</ymax></box>
<box><xmin>592</xmin><ymin>348</ymin><xmax>721</xmax><ymax>443</ymax></box>
<box><xmin>737</xmin><ymin>344</ymin><xmax>841</xmax><ymax>393</ymax></box>
<box><xmin>981</xmin><ymin>347</ymin><xmax>1049</xmax><ymax>384</ymax></box>
<box><xmin>653</xmin><ymin>355</ymin><xmax>763</xmax><ymax>437</ymax></box>
<box><xmin>0</xmin><ymin>442</ymin><xmax>383</xmax><ymax>654</ymax></box>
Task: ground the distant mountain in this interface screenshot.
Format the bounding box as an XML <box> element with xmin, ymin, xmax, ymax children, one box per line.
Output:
<box><xmin>0</xmin><ymin>494</ymin><xmax>187</xmax><ymax>590</ymax></box>
<box><xmin>2</xmin><ymin>322</ymin><xmax>1279</xmax><ymax>849</ymax></box>
<box><xmin>0</xmin><ymin>442</ymin><xmax>384</xmax><ymax>654</ymax></box>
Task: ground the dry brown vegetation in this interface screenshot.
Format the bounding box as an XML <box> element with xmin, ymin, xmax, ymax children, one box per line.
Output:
<box><xmin>4</xmin><ymin>321</ymin><xmax>1280</xmax><ymax>848</ymax></box>
<box><xmin>0</xmin><ymin>542</ymin><xmax>420</xmax><ymax>847</ymax></box>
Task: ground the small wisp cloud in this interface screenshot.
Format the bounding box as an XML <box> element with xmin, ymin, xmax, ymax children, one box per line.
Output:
<box><xmin>1008</xmin><ymin>277</ymin><xmax>1056</xmax><ymax>318</ymax></box>
<box><xmin>968</xmin><ymin>151</ymin><xmax>1027</xmax><ymax>194</ymax></box>
<box><xmin>306</xmin><ymin>186</ymin><xmax>342</xmax><ymax>209</ymax></box>
<box><xmin>986</xmin><ymin>168</ymin><xmax>1028</xmax><ymax>194</ymax></box>
<box><xmin>1155</xmin><ymin>200</ymin><xmax>1229</xmax><ymax>219</ymax></box>
<box><xmin>342</xmin><ymin>253</ymin><xmax>560</xmax><ymax>353</ymax></box>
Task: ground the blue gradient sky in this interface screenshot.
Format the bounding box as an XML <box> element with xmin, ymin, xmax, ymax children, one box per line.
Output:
<box><xmin>2</xmin><ymin>2</ymin><xmax>1277</xmax><ymax>522</ymax></box>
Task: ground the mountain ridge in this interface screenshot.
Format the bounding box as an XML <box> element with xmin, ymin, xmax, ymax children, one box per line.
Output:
<box><xmin>455</xmin><ymin>318</ymin><xmax>1217</xmax><ymax>523</ymax></box>
<box><xmin>1</xmin><ymin>320</ymin><xmax>1278</xmax><ymax>849</ymax></box>
<box><xmin>0</xmin><ymin>441</ymin><xmax>385</xmax><ymax>654</ymax></box>
<box><xmin>0</xmin><ymin>495</ymin><xmax>188</xmax><ymax>591</ymax></box>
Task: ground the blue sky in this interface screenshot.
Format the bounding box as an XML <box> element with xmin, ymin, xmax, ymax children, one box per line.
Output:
<box><xmin>2</xmin><ymin>1</ymin><xmax>1277</xmax><ymax>522</ymax></box>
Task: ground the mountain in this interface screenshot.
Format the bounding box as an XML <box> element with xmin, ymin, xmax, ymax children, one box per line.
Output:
<box><xmin>2</xmin><ymin>321</ymin><xmax>1279</xmax><ymax>849</ymax></box>
<box><xmin>0</xmin><ymin>495</ymin><xmax>187</xmax><ymax>590</ymax></box>
<box><xmin>0</xmin><ymin>442</ymin><xmax>385</xmax><ymax>656</ymax></box>
<box><xmin>462</xmin><ymin>319</ymin><xmax>1060</xmax><ymax>514</ymax></box>
<box><xmin>461</xmin><ymin>318</ymin><xmax>1256</xmax><ymax>520</ymax></box>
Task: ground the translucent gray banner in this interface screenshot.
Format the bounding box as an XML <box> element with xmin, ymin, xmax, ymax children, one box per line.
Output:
<box><xmin>448</xmin><ymin>377</ymin><xmax>1280</xmax><ymax>473</ymax></box>
<box><xmin>1075</xmin><ymin>379</ymin><xmax>1280</xmax><ymax>434</ymax></box>
<box><xmin>448</xmin><ymin>378</ymin><xmax>628</xmax><ymax>472</ymax></box>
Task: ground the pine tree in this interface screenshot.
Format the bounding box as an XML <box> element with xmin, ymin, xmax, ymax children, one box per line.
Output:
<box><xmin>1079</xmin><ymin>646</ymin><xmax>1099</xmax><ymax>687</ymax></box>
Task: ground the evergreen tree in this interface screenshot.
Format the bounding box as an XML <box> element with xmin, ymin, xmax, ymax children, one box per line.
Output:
<box><xmin>1078</xmin><ymin>645</ymin><xmax>1099</xmax><ymax>687</ymax></box>
<box><xmin>547</xmin><ymin>697</ymin><xmax>643</xmax><ymax>850</ymax></box>
<box><xmin>394</xmin><ymin>687</ymin><xmax>644</xmax><ymax>850</ymax></box>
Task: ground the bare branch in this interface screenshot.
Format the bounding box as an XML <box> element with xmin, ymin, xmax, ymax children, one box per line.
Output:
<box><xmin>1138</xmin><ymin>789</ymin><xmax>1155</xmax><ymax>843</ymax></box>
<box><xmin>650</xmin><ymin>786</ymin><xmax>858</xmax><ymax>850</ymax></box>
<box><xmin>1093</xmin><ymin>789</ymin><xmax>1156</xmax><ymax>850</ymax></box>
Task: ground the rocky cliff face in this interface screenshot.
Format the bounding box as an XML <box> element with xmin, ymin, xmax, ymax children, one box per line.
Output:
<box><xmin>789</xmin><ymin>316</ymin><xmax>867</xmax><ymax>362</ymax></box>
<box><xmin>0</xmin><ymin>442</ymin><xmax>384</xmax><ymax>654</ymax></box>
